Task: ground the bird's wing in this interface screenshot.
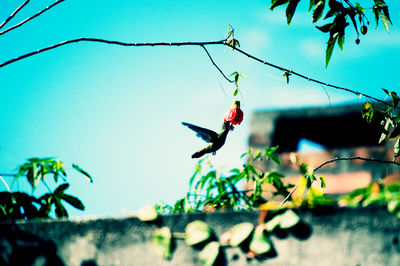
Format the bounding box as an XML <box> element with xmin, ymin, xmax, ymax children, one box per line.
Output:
<box><xmin>182</xmin><ymin>122</ymin><xmax>218</xmax><ymax>143</ymax></box>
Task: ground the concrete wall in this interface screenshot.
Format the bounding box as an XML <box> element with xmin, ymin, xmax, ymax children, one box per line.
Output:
<box><xmin>1</xmin><ymin>207</ymin><xmax>400</xmax><ymax>266</ymax></box>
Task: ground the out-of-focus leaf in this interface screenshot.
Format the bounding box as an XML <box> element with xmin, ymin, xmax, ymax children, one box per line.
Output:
<box><xmin>249</xmin><ymin>225</ymin><xmax>271</xmax><ymax>255</ymax></box>
<box><xmin>72</xmin><ymin>164</ymin><xmax>93</xmax><ymax>183</ymax></box>
<box><xmin>320</xmin><ymin>176</ymin><xmax>326</xmax><ymax>191</ymax></box>
<box><xmin>265</xmin><ymin>215</ymin><xmax>281</xmax><ymax>232</ymax></box>
<box><xmin>233</xmin><ymin>87</ymin><xmax>238</xmax><ymax>96</ymax></box>
<box><xmin>185</xmin><ymin>220</ymin><xmax>211</xmax><ymax>246</ymax></box>
<box><xmin>388</xmin><ymin>199</ymin><xmax>400</xmax><ymax>213</ymax></box>
<box><xmin>54</xmin><ymin>196</ymin><xmax>68</xmax><ymax>218</ymax></box>
<box><xmin>152</xmin><ymin>226</ymin><xmax>172</xmax><ymax>260</ymax></box>
<box><xmin>229</xmin><ymin>222</ymin><xmax>254</xmax><ymax>247</ymax></box>
<box><xmin>278</xmin><ymin>209</ymin><xmax>300</xmax><ymax>229</ymax></box>
<box><xmin>199</xmin><ymin>241</ymin><xmax>220</xmax><ymax>266</ymax></box>
<box><xmin>61</xmin><ymin>194</ymin><xmax>85</xmax><ymax>210</ymax></box>
<box><xmin>54</xmin><ymin>183</ymin><xmax>69</xmax><ymax>195</ymax></box>
<box><xmin>137</xmin><ymin>205</ymin><xmax>159</xmax><ymax>221</ymax></box>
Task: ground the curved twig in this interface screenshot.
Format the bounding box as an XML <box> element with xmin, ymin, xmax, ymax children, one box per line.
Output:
<box><xmin>313</xmin><ymin>156</ymin><xmax>400</xmax><ymax>173</ymax></box>
<box><xmin>279</xmin><ymin>156</ymin><xmax>400</xmax><ymax>207</ymax></box>
<box><xmin>0</xmin><ymin>0</ymin><xmax>30</xmax><ymax>30</ymax></box>
<box><xmin>0</xmin><ymin>175</ymin><xmax>11</xmax><ymax>192</ymax></box>
<box><xmin>0</xmin><ymin>0</ymin><xmax>65</xmax><ymax>36</ymax></box>
<box><xmin>201</xmin><ymin>45</ymin><xmax>233</xmax><ymax>83</ymax></box>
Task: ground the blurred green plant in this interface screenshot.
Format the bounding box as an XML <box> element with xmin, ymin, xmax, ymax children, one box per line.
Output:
<box><xmin>363</xmin><ymin>89</ymin><xmax>400</xmax><ymax>161</ymax></box>
<box><xmin>156</xmin><ymin>146</ymin><xmax>294</xmax><ymax>214</ymax></box>
<box><xmin>0</xmin><ymin>157</ymin><xmax>92</xmax><ymax>220</ymax></box>
<box><xmin>339</xmin><ymin>181</ymin><xmax>400</xmax><ymax>217</ymax></box>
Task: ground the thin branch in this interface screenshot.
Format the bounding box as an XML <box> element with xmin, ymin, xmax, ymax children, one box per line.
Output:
<box><xmin>0</xmin><ymin>0</ymin><xmax>30</xmax><ymax>30</ymax></box>
<box><xmin>230</xmin><ymin>45</ymin><xmax>391</xmax><ymax>108</ymax></box>
<box><xmin>0</xmin><ymin>175</ymin><xmax>11</xmax><ymax>192</ymax></box>
<box><xmin>201</xmin><ymin>45</ymin><xmax>233</xmax><ymax>83</ymax></box>
<box><xmin>0</xmin><ymin>38</ymin><xmax>226</xmax><ymax>68</ymax></box>
<box><xmin>0</xmin><ymin>0</ymin><xmax>65</xmax><ymax>36</ymax></box>
<box><xmin>0</xmin><ymin>36</ymin><xmax>391</xmax><ymax>109</ymax></box>
<box><xmin>279</xmin><ymin>183</ymin><xmax>298</xmax><ymax>207</ymax></box>
<box><xmin>313</xmin><ymin>156</ymin><xmax>400</xmax><ymax>173</ymax></box>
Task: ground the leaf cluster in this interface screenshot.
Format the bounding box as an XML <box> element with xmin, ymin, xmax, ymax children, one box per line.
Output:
<box><xmin>0</xmin><ymin>158</ymin><xmax>92</xmax><ymax>221</ymax></box>
<box><xmin>149</xmin><ymin>209</ymin><xmax>301</xmax><ymax>265</ymax></box>
<box><xmin>339</xmin><ymin>181</ymin><xmax>400</xmax><ymax>217</ymax></box>
<box><xmin>362</xmin><ymin>89</ymin><xmax>400</xmax><ymax>161</ymax></box>
<box><xmin>269</xmin><ymin>0</ymin><xmax>392</xmax><ymax>66</ymax></box>
<box><xmin>156</xmin><ymin>146</ymin><xmax>294</xmax><ymax>214</ymax></box>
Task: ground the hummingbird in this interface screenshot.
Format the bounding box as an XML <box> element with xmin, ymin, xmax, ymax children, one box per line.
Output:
<box><xmin>182</xmin><ymin>121</ymin><xmax>231</xmax><ymax>158</ymax></box>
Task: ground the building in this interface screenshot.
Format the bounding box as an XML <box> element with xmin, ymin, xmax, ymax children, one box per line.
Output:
<box><xmin>248</xmin><ymin>103</ymin><xmax>398</xmax><ymax>195</ymax></box>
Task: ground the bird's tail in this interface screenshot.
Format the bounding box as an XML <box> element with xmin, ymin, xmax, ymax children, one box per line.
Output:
<box><xmin>191</xmin><ymin>147</ymin><xmax>208</xmax><ymax>159</ymax></box>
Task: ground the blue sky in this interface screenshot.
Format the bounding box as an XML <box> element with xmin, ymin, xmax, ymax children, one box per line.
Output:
<box><xmin>0</xmin><ymin>0</ymin><xmax>399</xmax><ymax>217</ymax></box>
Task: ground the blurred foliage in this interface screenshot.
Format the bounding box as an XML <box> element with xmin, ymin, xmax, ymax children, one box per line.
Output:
<box><xmin>339</xmin><ymin>181</ymin><xmax>400</xmax><ymax>218</ymax></box>
<box><xmin>269</xmin><ymin>0</ymin><xmax>392</xmax><ymax>66</ymax></box>
<box><xmin>0</xmin><ymin>157</ymin><xmax>92</xmax><ymax>221</ymax></box>
<box><xmin>155</xmin><ymin>146</ymin><xmax>295</xmax><ymax>214</ymax></box>
<box><xmin>363</xmin><ymin>89</ymin><xmax>400</xmax><ymax>161</ymax></box>
<box><xmin>150</xmin><ymin>145</ymin><xmax>400</xmax><ymax>264</ymax></box>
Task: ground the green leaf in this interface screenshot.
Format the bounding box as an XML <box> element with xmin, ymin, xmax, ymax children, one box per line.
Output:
<box><xmin>270</xmin><ymin>0</ymin><xmax>289</xmax><ymax>11</ymax></box>
<box><xmin>320</xmin><ymin>176</ymin><xmax>326</xmax><ymax>191</ymax></box>
<box><xmin>54</xmin><ymin>183</ymin><xmax>70</xmax><ymax>196</ymax></box>
<box><xmin>233</xmin><ymin>87</ymin><xmax>238</xmax><ymax>96</ymax></box>
<box><xmin>373</xmin><ymin>0</ymin><xmax>392</xmax><ymax>32</ymax></box>
<box><xmin>27</xmin><ymin>163</ymin><xmax>40</xmax><ymax>190</ymax></box>
<box><xmin>60</xmin><ymin>193</ymin><xmax>85</xmax><ymax>210</ymax></box>
<box><xmin>152</xmin><ymin>227</ymin><xmax>172</xmax><ymax>260</ymax></box>
<box><xmin>305</xmin><ymin>173</ymin><xmax>316</xmax><ymax>189</ymax></box>
<box><xmin>316</xmin><ymin>23</ymin><xmax>333</xmax><ymax>33</ymax></box>
<box><xmin>361</xmin><ymin>193</ymin><xmax>385</xmax><ymax>207</ymax></box>
<box><xmin>249</xmin><ymin>225</ymin><xmax>271</xmax><ymax>255</ymax></box>
<box><xmin>308</xmin><ymin>0</ymin><xmax>316</xmax><ymax>12</ymax></box>
<box><xmin>373</xmin><ymin>6</ymin><xmax>380</xmax><ymax>27</ymax></box>
<box><xmin>54</xmin><ymin>196</ymin><xmax>68</xmax><ymax>218</ymax></box>
<box><xmin>325</xmin><ymin>33</ymin><xmax>338</xmax><ymax>67</ymax></box>
<box><xmin>185</xmin><ymin>220</ymin><xmax>211</xmax><ymax>246</ymax></box>
<box><xmin>137</xmin><ymin>205</ymin><xmax>159</xmax><ymax>221</ymax></box>
<box><xmin>286</xmin><ymin>0</ymin><xmax>300</xmax><ymax>25</ymax></box>
<box><xmin>199</xmin><ymin>241</ymin><xmax>220</xmax><ymax>266</ymax></box>
<box><xmin>229</xmin><ymin>222</ymin><xmax>254</xmax><ymax>247</ymax></box>
<box><xmin>388</xmin><ymin>199</ymin><xmax>400</xmax><ymax>213</ymax></box>
<box><xmin>338</xmin><ymin>33</ymin><xmax>345</xmax><ymax>51</ymax></box>
<box><xmin>270</xmin><ymin>154</ymin><xmax>282</xmax><ymax>165</ymax></box>
<box><xmin>278</xmin><ymin>209</ymin><xmax>300</xmax><ymax>229</ymax></box>
<box><xmin>282</xmin><ymin>71</ymin><xmax>291</xmax><ymax>84</ymax></box>
<box><xmin>312</xmin><ymin>0</ymin><xmax>326</xmax><ymax>23</ymax></box>
<box><xmin>379</xmin><ymin>117</ymin><xmax>391</xmax><ymax>143</ymax></box>
<box><xmin>72</xmin><ymin>164</ymin><xmax>93</xmax><ymax>183</ymax></box>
